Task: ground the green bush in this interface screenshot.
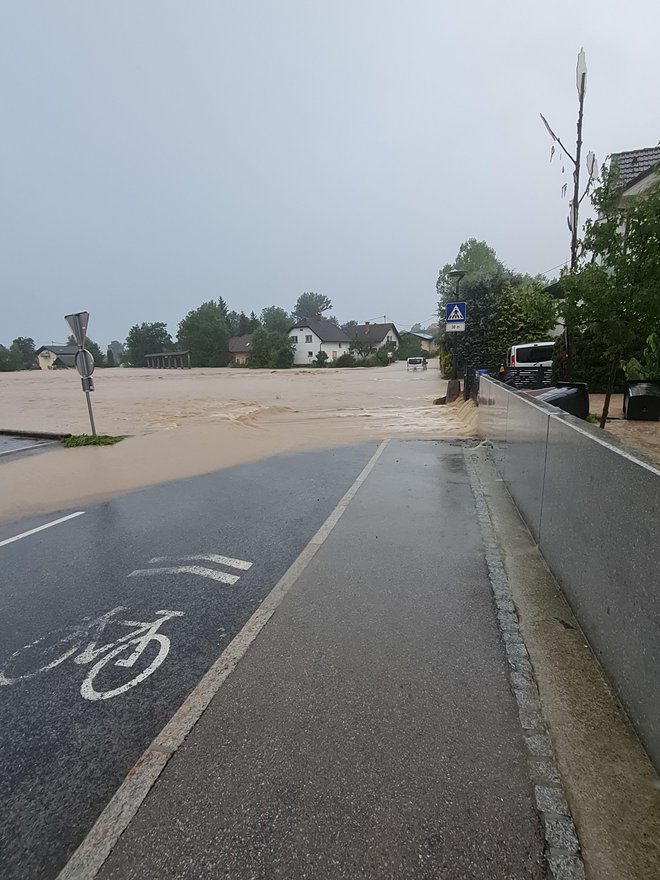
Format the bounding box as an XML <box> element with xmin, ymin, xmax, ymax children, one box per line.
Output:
<box><xmin>552</xmin><ymin>329</ymin><xmax>626</xmax><ymax>392</ymax></box>
<box><xmin>330</xmin><ymin>353</ymin><xmax>358</xmax><ymax>367</ymax></box>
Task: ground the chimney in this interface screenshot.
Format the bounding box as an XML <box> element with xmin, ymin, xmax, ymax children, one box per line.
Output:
<box><xmin>364</xmin><ymin>321</ymin><xmax>370</xmax><ymax>335</ymax></box>
<box><xmin>315</xmin><ymin>313</ymin><xmax>322</xmax><ymax>321</ymax></box>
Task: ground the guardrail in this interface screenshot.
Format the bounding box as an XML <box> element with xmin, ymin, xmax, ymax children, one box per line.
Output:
<box><xmin>478</xmin><ymin>375</ymin><xmax>660</xmax><ymax>771</ymax></box>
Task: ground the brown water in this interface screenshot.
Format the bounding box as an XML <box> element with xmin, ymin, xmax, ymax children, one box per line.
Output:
<box><xmin>0</xmin><ymin>362</ymin><xmax>471</xmax><ymax>521</ymax></box>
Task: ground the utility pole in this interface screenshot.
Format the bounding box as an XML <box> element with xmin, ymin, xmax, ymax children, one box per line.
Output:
<box><xmin>540</xmin><ymin>49</ymin><xmax>597</xmax><ymax>373</ymax></box>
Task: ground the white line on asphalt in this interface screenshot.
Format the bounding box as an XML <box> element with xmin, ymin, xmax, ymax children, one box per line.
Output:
<box><xmin>128</xmin><ymin>565</ymin><xmax>240</xmax><ymax>585</ymax></box>
<box><xmin>57</xmin><ymin>440</ymin><xmax>389</xmax><ymax>880</ymax></box>
<box><xmin>0</xmin><ymin>511</ymin><xmax>85</xmax><ymax>549</ymax></box>
<box><xmin>0</xmin><ymin>443</ymin><xmax>49</xmax><ymax>457</ymax></box>
<box><xmin>149</xmin><ymin>554</ymin><xmax>253</xmax><ymax>570</ymax></box>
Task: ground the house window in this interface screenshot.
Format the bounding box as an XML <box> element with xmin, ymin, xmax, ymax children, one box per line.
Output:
<box><xmin>290</xmin><ymin>336</ymin><xmax>298</xmax><ymax>343</ymax></box>
<box><xmin>387</xmin><ymin>335</ymin><xmax>392</xmax><ymax>342</ymax></box>
<box><xmin>305</xmin><ymin>335</ymin><xmax>312</xmax><ymax>343</ymax></box>
<box><xmin>332</xmin><ymin>351</ymin><xmax>337</xmax><ymax>359</ymax></box>
<box><xmin>338</xmin><ymin>342</ymin><xmax>342</xmax><ymax>348</ymax></box>
<box><xmin>308</xmin><ymin>351</ymin><xmax>313</xmax><ymax>358</ymax></box>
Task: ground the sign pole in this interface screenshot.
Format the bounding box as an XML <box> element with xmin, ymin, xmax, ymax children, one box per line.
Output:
<box><xmin>84</xmin><ymin>382</ymin><xmax>97</xmax><ymax>436</ymax></box>
<box><xmin>65</xmin><ymin>311</ymin><xmax>98</xmax><ymax>436</ymax></box>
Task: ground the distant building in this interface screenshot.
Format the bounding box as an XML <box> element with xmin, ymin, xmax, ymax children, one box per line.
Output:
<box><xmin>288</xmin><ymin>317</ymin><xmax>351</xmax><ymax>365</ymax></box>
<box><xmin>34</xmin><ymin>345</ymin><xmax>78</xmax><ymax>370</ymax></box>
<box><xmin>404</xmin><ymin>331</ymin><xmax>434</xmax><ymax>353</ymax></box>
<box><xmin>347</xmin><ymin>322</ymin><xmax>401</xmax><ymax>351</ymax></box>
<box><xmin>228</xmin><ymin>334</ymin><xmax>252</xmax><ymax>365</ymax></box>
<box><xmin>611</xmin><ymin>145</ymin><xmax>660</xmax><ymax>201</ymax></box>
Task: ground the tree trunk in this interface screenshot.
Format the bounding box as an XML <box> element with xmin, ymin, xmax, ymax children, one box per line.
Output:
<box><xmin>599</xmin><ymin>354</ymin><xmax>620</xmax><ymax>429</ymax></box>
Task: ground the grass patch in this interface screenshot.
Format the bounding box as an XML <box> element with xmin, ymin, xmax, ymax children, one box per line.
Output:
<box><xmin>61</xmin><ymin>434</ymin><xmax>127</xmax><ymax>448</ymax></box>
<box><xmin>585</xmin><ymin>413</ymin><xmax>600</xmax><ymax>424</ymax></box>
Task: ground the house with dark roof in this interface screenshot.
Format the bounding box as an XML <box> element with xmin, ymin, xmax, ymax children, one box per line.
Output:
<box><xmin>228</xmin><ymin>334</ymin><xmax>252</xmax><ymax>365</ymax></box>
<box><xmin>34</xmin><ymin>345</ymin><xmax>78</xmax><ymax>370</ymax></box>
<box><xmin>611</xmin><ymin>145</ymin><xmax>660</xmax><ymax>200</ymax></box>
<box><xmin>347</xmin><ymin>322</ymin><xmax>401</xmax><ymax>353</ymax></box>
<box><xmin>288</xmin><ymin>317</ymin><xmax>351</xmax><ymax>365</ymax></box>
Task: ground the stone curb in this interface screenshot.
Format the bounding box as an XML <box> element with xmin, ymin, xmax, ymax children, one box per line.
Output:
<box><xmin>464</xmin><ymin>449</ymin><xmax>586</xmax><ymax>880</ymax></box>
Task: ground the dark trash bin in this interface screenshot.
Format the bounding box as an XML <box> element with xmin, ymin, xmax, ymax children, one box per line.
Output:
<box><xmin>536</xmin><ymin>382</ymin><xmax>589</xmax><ymax>420</ymax></box>
<box><xmin>623</xmin><ymin>381</ymin><xmax>660</xmax><ymax>421</ymax></box>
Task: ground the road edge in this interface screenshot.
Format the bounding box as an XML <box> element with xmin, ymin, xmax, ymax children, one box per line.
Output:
<box><xmin>464</xmin><ymin>447</ymin><xmax>585</xmax><ymax>880</ymax></box>
<box><xmin>57</xmin><ymin>440</ymin><xmax>389</xmax><ymax>880</ymax></box>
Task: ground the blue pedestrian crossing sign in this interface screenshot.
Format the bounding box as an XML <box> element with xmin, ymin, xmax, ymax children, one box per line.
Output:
<box><xmin>445</xmin><ymin>301</ymin><xmax>466</xmax><ymax>332</ymax></box>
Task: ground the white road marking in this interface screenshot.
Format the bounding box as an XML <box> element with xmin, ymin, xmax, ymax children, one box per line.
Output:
<box><xmin>0</xmin><ymin>443</ymin><xmax>50</xmax><ymax>457</ymax></box>
<box><xmin>149</xmin><ymin>553</ymin><xmax>253</xmax><ymax>570</ymax></box>
<box><xmin>0</xmin><ymin>511</ymin><xmax>85</xmax><ymax>549</ymax></box>
<box><xmin>57</xmin><ymin>440</ymin><xmax>389</xmax><ymax>880</ymax></box>
<box><xmin>128</xmin><ymin>565</ymin><xmax>240</xmax><ymax>585</ymax></box>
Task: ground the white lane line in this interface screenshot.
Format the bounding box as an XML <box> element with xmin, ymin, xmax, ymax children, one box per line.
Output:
<box><xmin>149</xmin><ymin>554</ymin><xmax>253</xmax><ymax>570</ymax></box>
<box><xmin>57</xmin><ymin>440</ymin><xmax>389</xmax><ymax>880</ymax></box>
<box><xmin>127</xmin><ymin>566</ymin><xmax>240</xmax><ymax>585</ymax></box>
<box><xmin>0</xmin><ymin>443</ymin><xmax>50</xmax><ymax>457</ymax></box>
<box><xmin>0</xmin><ymin>511</ymin><xmax>85</xmax><ymax>549</ymax></box>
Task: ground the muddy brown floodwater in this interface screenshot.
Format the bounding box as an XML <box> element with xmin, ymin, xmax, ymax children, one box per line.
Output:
<box><xmin>0</xmin><ymin>362</ymin><xmax>473</xmax><ymax>522</ymax></box>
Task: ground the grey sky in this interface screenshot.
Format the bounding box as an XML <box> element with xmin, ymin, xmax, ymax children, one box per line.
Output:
<box><xmin>2</xmin><ymin>1</ymin><xmax>659</xmax><ymax>347</ymax></box>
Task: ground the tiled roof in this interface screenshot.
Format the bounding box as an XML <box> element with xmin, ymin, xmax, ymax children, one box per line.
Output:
<box><xmin>611</xmin><ymin>146</ymin><xmax>660</xmax><ymax>188</ymax></box>
<box><xmin>35</xmin><ymin>345</ymin><xmax>78</xmax><ymax>356</ymax></box>
<box><xmin>289</xmin><ymin>317</ymin><xmax>350</xmax><ymax>343</ymax></box>
<box><xmin>228</xmin><ymin>334</ymin><xmax>252</xmax><ymax>353</ymax></box>
<box><xmin>348</xmin><ymin>323</ymin><xmax>400</xmax><ymax>344</ymax></box>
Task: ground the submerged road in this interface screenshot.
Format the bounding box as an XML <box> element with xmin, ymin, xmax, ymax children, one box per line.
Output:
<box><xmin>0</xmin><ymin>444</ymin><xmax>378</xmax><ymax>879</ymax></box>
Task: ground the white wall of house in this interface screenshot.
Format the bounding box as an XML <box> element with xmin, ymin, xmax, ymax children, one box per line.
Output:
<box><xmin>288</xmin><ymin>329</ymin><xmax>349</xmax><ymax>365</ymax></box>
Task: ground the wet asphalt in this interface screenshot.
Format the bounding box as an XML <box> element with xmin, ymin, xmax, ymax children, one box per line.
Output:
<box><xmin>0</xmin><ymin>444</ymin><xmax>377</xmax><ymax>879</ymax></box>
<box><xmin>98</xmin><ymin>440</ymin><xmax>545</xmax><ymax>879</ymax></box>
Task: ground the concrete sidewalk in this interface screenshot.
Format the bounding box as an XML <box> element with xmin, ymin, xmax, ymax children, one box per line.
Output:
<box><xmin>97</xmin><ymin>440</ymin><xmax>551</xmax><ymax>879</ymax></box>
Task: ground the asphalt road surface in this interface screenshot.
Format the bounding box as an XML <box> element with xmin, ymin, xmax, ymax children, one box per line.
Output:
<box><xmin>0</xmin><ymin>444</ymin><xmax>378</xmax><ymax>879</ymax></box>
<box><xmin>0</xmin><ymin>434</ymin><xmax>58</xmax><ymax>461</ymax></box>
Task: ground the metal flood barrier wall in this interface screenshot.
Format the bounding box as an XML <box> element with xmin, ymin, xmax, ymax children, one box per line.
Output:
<box><xmin>478</xmin><ymin>375</ymin><xmax>660</xmax><ymax>771</ymax></box>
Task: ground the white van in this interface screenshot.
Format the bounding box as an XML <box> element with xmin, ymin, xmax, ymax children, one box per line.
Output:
<box><xmin>506</xmin><ymin>341</ymin><xmax>555</xmax><ymax>368</ymax></box>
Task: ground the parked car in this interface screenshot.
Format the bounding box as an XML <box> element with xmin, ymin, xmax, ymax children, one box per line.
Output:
<box><xmin>506</xmin><ymin>341</ymin><xmax>555</xmax><ymax>369</ymax></box>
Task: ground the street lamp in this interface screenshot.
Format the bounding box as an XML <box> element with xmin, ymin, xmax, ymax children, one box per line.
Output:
<box><xmin>447</xmin><ymin>270</ymin><xmax>465</xmax><ymax>380</ymax></box>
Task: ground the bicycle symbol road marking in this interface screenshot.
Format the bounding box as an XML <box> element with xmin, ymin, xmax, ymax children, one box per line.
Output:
<box><xmin>0</xmin><ymin>607</ymin><xmax>183</xmax><ymax>701</ymax></box>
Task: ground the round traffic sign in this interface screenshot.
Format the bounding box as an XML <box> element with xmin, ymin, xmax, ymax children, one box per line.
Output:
<box><xmin>75</xmin><ymin>348</ymin><xmax>95</xmax><ymax>378</ymax></box>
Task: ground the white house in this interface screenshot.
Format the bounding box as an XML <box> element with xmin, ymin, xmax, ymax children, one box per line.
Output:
<box><xmin>288</xmin><ymin>317</ymin><xmax>352</xmax><ymax>365</ymax></box>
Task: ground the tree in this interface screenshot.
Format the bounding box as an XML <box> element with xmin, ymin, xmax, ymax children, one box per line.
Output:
<box><xmin>397</xmin><ymin>334</ymin><xmax>426</xmax><ymax>360</ymax></box>
<box><xmin>218</xmin><ymin>297</ymin><xmax>230</xmax><ymax>320</ymax></box>
<box><xmin>409</xmin><ymin>323</ymin><xmax>425</xmax><ymax>334</ymax></box>
<box><xmin>246</xmin><ymin>327</ymin><xmax>294</xmax><ymax>369</ymax></box>
<box><xmin>248</xmin><ymin>311</ymin><xmax>261</xmax><ymax>332</ymax></box>
<box><xmin>67</xmin><ymin>335</ymin><xmax>105</xmax><ymax>367</ymax></box>
<box><xmin>313</xmin><ymin>350</ymin><xmax>329</xmax><ymax>368</ymax></box>
<box><xmin>490</xmin><ymin>281</ymin><xmax>556</xmax><ymax>363</ymax></box>
<box><xmin>0</xmin><ymin>345</ymin><xmax>19</xmax><ymax>371</ymax></box>
<box><xmin>292</xmin><ymin>292</ymin><xmax>332</xmax><ymax>322</ymax></box>
<box><xmin>560</xmin><ymin>172</ymin><xmax>660</xmax><ymax>426</ymax></box>
<box><xmin>349</xmin><ymin>338</ymin><xmax>376</xmax><ymax>360</ymax></box>
<box><xmin>9</xmin><ymin>337</ymin><xmax>35</xmax><ymax>370</ymax></box>
<box><xmin>436</xmin><ymin>239</ymin><xmax>504</xmax><ymax>297</ymax></box>
<box><xmin>106</xmin><ymin>348</ymin><xmax>116</xmax><ymax>367</ymax></box>
<box><xmin>177</xmin><ymin>301</ymin><xmax>230</xmax><ymax>367</ymax></box>
<box><xmin>261</xmin><ymin>306</ymin><xmax>292</xmax><ymax>334</ymax></box>
<box><xmin>341</xmin><ymin>320</ymin><xmax>358</xmax><ymax>334</ymax></box>
<box><xmin>125</xmin><ymin>322</ymin><xmax>173</xmax><ymax>367</ymax></box>
<box><xmin>436</xmin><ymin>239</ymin><xmax>555</xmax><ymax>373</ymax></box>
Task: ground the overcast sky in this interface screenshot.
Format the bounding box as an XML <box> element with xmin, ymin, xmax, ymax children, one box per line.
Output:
<box><xmin>2</xmin><ymin>1</ymin><xmax>659</xmax><ymax>347</ymax></box>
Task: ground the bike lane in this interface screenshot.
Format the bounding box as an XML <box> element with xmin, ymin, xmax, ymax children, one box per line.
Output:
<box><xmin>0</xmin><ymin>443</ymin><xmax>377</xmax><ymax>879</ymax></box>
